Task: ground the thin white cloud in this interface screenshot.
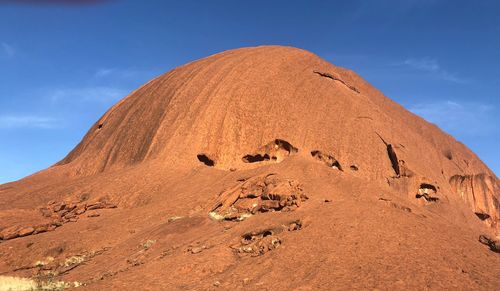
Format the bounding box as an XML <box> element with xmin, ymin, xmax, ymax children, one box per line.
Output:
<box><xmin>0</xmin><ymin>115</ymin><xmax>59</xmax><ymax>129</ymax></box>
<box><xmin>403</xmin><ymin>57</ymin><xmax>440</xmax><ymax>72</ymax></box>
<box><xmin>399</xmin><ymin>57</ymin><xmax>463</xmax><ymax>83</ymax></box>
<box><xmin>1</xmin><ymin>42</ymin><xmax>15</xmax><ymax>58</ymax></box>
<box><xmin>49</xmin><ymin>86</ymin><xmax>127</xmax><ymax>104</ymax></box>
<box><xmin>93</xmin><ymin>67</ymin><xmax>160</xmax><ymax>80</ymax></box>
<box><xmin>408</xmin><ymin>100</ymin><xmax>495</xmax><ymax>137</ymax></box>
<box><xmin>94</xmin><ymin>68</ymin><xmax>114</xmax><ymax>77</ymax></box>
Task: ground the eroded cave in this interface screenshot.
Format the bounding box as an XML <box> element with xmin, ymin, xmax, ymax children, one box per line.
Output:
<box><xmin>311</xmin><ymin>150</ymin><xmax>342</xmax><ymax>170</ymax></box>
<box><xmin>197</xmin><ymin>154</ymin><xmax>215</xmax><ymax>167</ymax></box>
<box><xmin>416</xmin><ymin>183</ymin><xmax>439</xmax><ymax>203</ymax></box>
<box><xmin>475</xmin><ymin>212</ymin><xmax>491</xmax><ymax>221</ymax></box>
<box><xmin>242</xmin><ymin>139</ymin><xmax>298</xmax><ymax>163</ymax></box>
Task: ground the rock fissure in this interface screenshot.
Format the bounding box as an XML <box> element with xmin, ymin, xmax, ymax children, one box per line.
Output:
<box><xmin>313</xmin><ymin>70</ymin><xmax>360</xmax><ymax>93</ymax></box>
<box><xmin>376</xmin><ymin>133</ymin><xmax>401</xmax><ymax>177</ymax></box>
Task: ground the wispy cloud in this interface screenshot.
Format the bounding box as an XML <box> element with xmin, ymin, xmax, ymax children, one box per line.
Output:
<box><xmin>94</xmin><ymin>68</ymin><xmax>115</xmax><ymax>78</ymax></box>
<box><xmin>93</xmin><ymin>67</ymin><xmax>161</xmax><ymax>80</ymax></box>
<box><xmin>0</xmin><ymin>115</ymin><xmax>59</xmax><ymax>129</ymax></box>
<box><xmin>1</xmin><ymin>42</ymin><xmax>15</xmax><ymax>58</ymax></box>
<box><xmin>403</xmin><ymin>58</ymin><xmax>439</xmax><ymax>71</ymax></box>
<box><xmin>399</xmin><ymin>57</ymin><xmax>463</xmax><ymax>83</ymax></box>
<box><xmin>49</xmin><ymin>86</ymin><xmax>127</xmax><ymax>104</ymax></box>
<box><xmin>408</xmin><ymin>100</ymin><xmax>495</xmax><ymax>137</ymax></box>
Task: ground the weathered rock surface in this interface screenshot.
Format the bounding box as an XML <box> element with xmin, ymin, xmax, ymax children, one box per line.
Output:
<box><xmin>450</xmin><ymin>174</ymin><xmax>500</xmax><ymax>230</ymax></box>
<box><xmin>0</xmin><ymin>197</ymin><xmax>116</xmax><ymax>241</ymax></box>
<box><xmin>209</xmin><ymin>174</ymin><xmax>307</xmax><ymax>221</ymax></box>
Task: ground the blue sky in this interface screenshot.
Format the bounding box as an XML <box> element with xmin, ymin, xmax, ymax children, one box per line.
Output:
<box><xmin>0</xmin><ymin>0</ymin><xmax>499</xmax><ymax>183</ymax></box>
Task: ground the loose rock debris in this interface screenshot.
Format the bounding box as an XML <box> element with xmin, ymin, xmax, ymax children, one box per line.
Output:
<box><xmin>232</xmin><ymin>220</ymin><xmax>303</xmax><ymax>257</ymax></box>
<box><xmin>0</xmin><ymin>197</ymin><xmax>117</xmax><ymax>241</ymax></box>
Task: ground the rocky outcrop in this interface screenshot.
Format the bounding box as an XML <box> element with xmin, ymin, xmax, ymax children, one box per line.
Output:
<box><xmin>209</xmin><ymin>174</ymin><xmax>308</xmax><ymax>221</ymax></box>
<box><xmin>0</xmin><ymin>197</ymin><xmax>117</xmax><ymax>241</ymax></box>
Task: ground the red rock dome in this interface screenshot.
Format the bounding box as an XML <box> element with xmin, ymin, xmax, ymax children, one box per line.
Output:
<box><xmin>1</xmin><ymin>46</ymin><xmax>498</xmax><ymax>289</ymax></box>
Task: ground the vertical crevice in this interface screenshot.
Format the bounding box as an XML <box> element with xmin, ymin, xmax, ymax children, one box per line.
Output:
<box><xmin>376</xmin><ymin>133</ymin><xmax>400</xmax><ymax>177</ymax></box>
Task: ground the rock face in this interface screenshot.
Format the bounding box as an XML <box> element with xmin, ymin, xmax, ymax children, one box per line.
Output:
<box><xmin>0</xmin><ymin>46</ymin><xmax>499</xmax><ymax>289</ymax></box>
<box><xmin>50</xmin><ymin>46</ymin><xmax>498</xmax><ymax>232</ymax></box>
<box><xmin>450</xmin><ymin>174</ymin><xmax>500</xmax><ymax>229</ymax></box>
